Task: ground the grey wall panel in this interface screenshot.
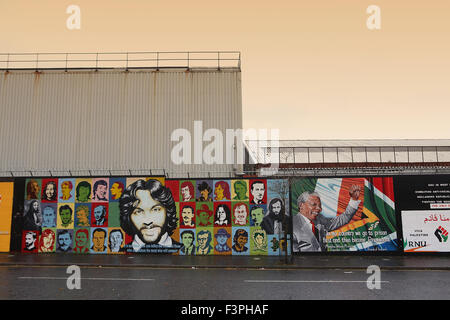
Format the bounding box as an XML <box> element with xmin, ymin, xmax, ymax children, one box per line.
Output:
<box><xmin>0</xmin><ymin>69</ymin><xmax>242</xmax><ymax>176</ymax></box>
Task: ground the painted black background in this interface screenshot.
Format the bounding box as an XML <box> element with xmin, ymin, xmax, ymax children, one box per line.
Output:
<box><xmin>394</xmin><ymin>175</ymin><xmax>450</xmax><ymax>211</ymax></box>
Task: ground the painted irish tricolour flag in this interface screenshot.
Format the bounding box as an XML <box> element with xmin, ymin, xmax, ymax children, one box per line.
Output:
<box><xmin>291</xmin><ymin>177</ymin><xmax>399</xmax><ymax>252</ymax></box>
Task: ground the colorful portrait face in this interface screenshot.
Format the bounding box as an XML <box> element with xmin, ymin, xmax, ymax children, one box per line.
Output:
<box><xmin>130</xmin><ymin>189</ymin><xmax>166</xmax><ymax>244</ymax></box>
<box><xmin>93</xmin><ymin>205</ymin><xmax>107</xmax><ymax>226</ymax></box>
<box><xmin>39</xmin><ymin>229</ymin><xmax>55</xmax><ymax>252</ymax></box>
<box><xmin>250</xmin><ymin>228</ymin><xmax>268</xmax><ymax>254</ymax></box>
<box><xmin>110</xmin><ymin>182</ymin><xmax>124</xmax><ymax>200</ymax></box>
<box><xmin>109</xmin><ymin>229</ymin><xmax>124</xmax><ymax>252</ymax></box>
<box><xmin>57</xmin><ymin>230</ymin><xmax>72</xmax><ymax>252</ymax></box>
<box><xmin>92</xmin><ymin>229</ymin><xmax>106</xmax><ymax>252</ymax></box>
<box><xmin>196</xmin><ymin>180</ymin><xmax>213</xmax><ymax>201</ymax></box>
<box><xmin>58</xmin><ymin>204</ymin><xmax>74</xmax><ymax>228</ymax></box>
<box><xmin>42</xmin><ymin>205</ymin><xmax>57</xmax><ymax>228</ymax></box>
<box><xmin>233</xmin><ymin>228</ymin><xmax>249</xmax><ymax>253</ymax></box>
<box><xmin>76</xmin><ymin>181</ymin><xmax>91</xmax><ymax>202</ymax></box>
<box><xmin>75</xmin><ymin>229</ymin><xmax>89</xmax><ymax>248</ymax></box>
<box><xmin>215</xmin><ymin>229</ymin><xmax>231</xmax><ymax>247</ymax></box>
<box><xmin>214</xmin><ymin>181</ymin><xmax>230</xmax><ymax>201</ymax></box>
<box><xmin>93</xmin><ymin>179</ymin><xmax>108</xmax><ymax>201</ymax></box>
<box><xmin>196</xmin><ymin>204</ymin><xmax>213</xmax><ymax>227</ymax></box>
<box><xmin>75</xmin><ymin>205</ymin><xmax>90</xmax><ymax>227</ymax></box>
<box><xmin>180</xmin><ymin>181</ymin><xmax>194</xmax><ymax>202</ymax></box>
<box><xmin>26</xmin><ymin>179</ymin><xmax>40</xmax><ymax>200</ymax></box>
<box><xmin>181</xmin><ymin>231</ymin><xmax>194</xmax><ymax>248</ymax></box>
<box><xmin>181</xmin><ymin>205</ymin><xmax>195</xmax><ymax>227</ymax></box>
<box><xmin>42</xmin><ymin>180</ymin><xmax>57</xmax><ymax>202</ymax></box>
<box><xmin>250</xmin><ymin>206</ymin><xmax>265</xmax><ymax>226</ymax></box>
<box><xmin>233</xmin><ymin>203</ymin><xmax>248</xmax><ymax>226</ymax></box>
<box><xmin>197</xmin><ymin>230</ymin><xmax>212</xmax><ymax>252</ymax></box>
<box><xmin>60</xmin><ymin>180</ymin><xmax>73</xmax><ymax>201</ymax></box>
<box><xmin>233</xmin><ymin>180</ymin><xmax>249</xmax><ymax>200</ymax></box>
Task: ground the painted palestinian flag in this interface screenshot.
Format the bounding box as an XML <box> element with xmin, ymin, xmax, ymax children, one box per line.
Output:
<box><xmin>290</xmin><ymin>177</ymin><xmax>399</xmax><ymax>252</ymax></box>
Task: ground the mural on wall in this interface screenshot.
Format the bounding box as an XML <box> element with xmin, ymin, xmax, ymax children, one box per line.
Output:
<box><xmin>15</xmin><ymin>177</ymin><xmax>290</xmax><ymax>256</ymax></box>
<box><xmin>290</xmin><ymin>177</ymin><xmax>399</xmax><ymax>252</ymax></box>
<box><xmin>395</xmin><ymin>175</ymin><xmax>450</xmax><ymax>252</ymax></box>
<box><xmin>166</xmin><ymin>178</ymin><xmax>291</xmax><ymax>256</ymax></box>
<box><xmin>0</xmin><ymin>182</ymin><xmax>14</xmax><ymax>252</ymax></box>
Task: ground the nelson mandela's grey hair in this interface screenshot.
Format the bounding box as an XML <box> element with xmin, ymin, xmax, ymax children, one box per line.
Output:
<box><xmin>297</xmin><ymin>191</ymin><xmax>321</xmax><ymax>209</ymax></box>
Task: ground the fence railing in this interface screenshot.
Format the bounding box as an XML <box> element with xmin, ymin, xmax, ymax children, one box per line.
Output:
<box><xmin>1</xmin><ymin>165</ymin><xmax>450</xmax><ymax>179</ymax></box>
<box><xmin>0</xmin><ymin>51</ymin><xmax>241</xmax><ymax>70</ymax></box>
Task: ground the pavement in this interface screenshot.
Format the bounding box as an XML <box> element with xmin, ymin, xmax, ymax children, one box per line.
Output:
<box><xmin>1</xmin><ymin>252</ymin><xmax>450</xmax><ymax>270</ymax></box>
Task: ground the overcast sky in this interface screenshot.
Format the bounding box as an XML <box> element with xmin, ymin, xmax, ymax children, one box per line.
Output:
<box><xmin>1</xmin><ymin>0</ymin><xmax>449</xmax><ymax>140</ymax></box>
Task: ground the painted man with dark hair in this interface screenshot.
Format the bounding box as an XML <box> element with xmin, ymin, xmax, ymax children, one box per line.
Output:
<box><xmin>42</xmin><ymin>181</ymin><xmax>57</xmax><ymax>202</ymax></box>
<box><xmin>57</xmin><ymin>230</ymin><xmax>72</xmax><ymax>252</ymax></box>
<box><xmin>119</xmin><ymin>179</ymin><xmax>181</xmax><ymax>253</ymax></box>
<box><xmin>93</xmin><ymin>180</ymin><xmax>108</xmax><ymax>201</ymax></box>
<box><xmin>196</xmin><ymin>181</ymin><xmax>213</xmax><ymax>202</ymax></box>
<box><xmin>180</xmin><ymin>230</ymin><xmax>195</xmax><ymax>255</ymax></box>
<box><xmin>196</xmin><ymin>230</ymin><xmax>213</xmax><ymax>255</ymax></box>
<box><xmin>76</xmin><ymin>181</ymin><xmax>91</xmax><ymax>202</ymax></box>
<box><xmin>232</xmin><ymin>229</ymin><xmax>249</xmax><ymax>253</ymax></box>
<box><xmin>59</xmin><ymin>205</ymin><xmax>73</xmax><ymax>228</ymax></box>
<box><xmin>91</xmin><ymin>228</ymin><xmax>107</xmax><ymax>253</ymax></box>
<box><xmin>250</xmin><ymin>181</ymin><xmax>265</xmax><ymax>204</ymax></box>
<box><xmin>261</xmin><ymin>198</ymin><xmax>286</xmax><ymax>235</ymax></box>
<box><xmin>233</xmin><ymin>180</ymin><xmax>248</xmax><ymax>200</ymax></box>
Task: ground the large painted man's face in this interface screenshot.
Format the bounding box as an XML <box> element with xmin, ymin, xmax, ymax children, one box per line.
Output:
<box><xmin>130</xmin><ymin>190</ymin><xmax>166</xmax><ymax>244</ymax></box>
<box><xmin>300</xmin><ymin>195</ymin><xmax>322</xmax><ymax>222</ymax></box>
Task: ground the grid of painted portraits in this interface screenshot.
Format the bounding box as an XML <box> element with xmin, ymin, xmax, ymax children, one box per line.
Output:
<box><xmin>20</xmin><ymin>177</ymin><xmax>290</xmax><ymax>255</ymax></box>
<box><xmin>165</xmin><ymin>178</ymin><xmax>291</xmax><ymax>256</ymax></box>
<box><xmin>21</xmin><ymin>177</ymin><xmax>136</xmax><ymax>254</ymax></box>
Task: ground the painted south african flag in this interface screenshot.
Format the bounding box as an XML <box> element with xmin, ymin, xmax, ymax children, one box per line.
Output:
<box><xmin>290</xmin><ymin>177</ymin><xmax>399</xmax><ymax>251</ymax></box>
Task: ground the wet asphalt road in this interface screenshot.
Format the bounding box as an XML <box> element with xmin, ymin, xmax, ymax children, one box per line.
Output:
<box><xmin>0</xmin><ymin>265</ymin><xmax>449</xmax><ymax>300</ymax></box>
